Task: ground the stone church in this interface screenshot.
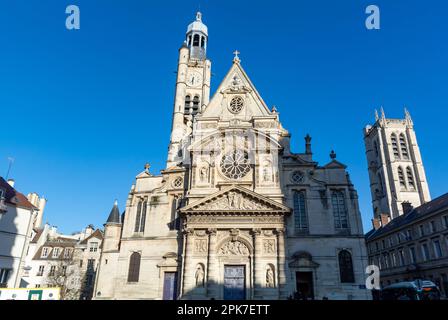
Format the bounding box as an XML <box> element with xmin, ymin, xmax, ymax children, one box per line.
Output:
<box><xmin>94</xmin><ymin>13</ymin><xmax>370</xmax><ymax>300</ymax></box>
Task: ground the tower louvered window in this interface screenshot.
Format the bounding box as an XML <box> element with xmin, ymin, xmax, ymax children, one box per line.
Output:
<box><xmin>192</xmin><ymin>96</ymin><xmax>200</xmax><ymax>114</ymax></box>
<box><xmin>407</xmin><ymin>167</ymin><xmax>416</xmax><ymax>190</ymax></box>
<box><xmin>391</xmin><ymin>134</ymin><xmax>399</xmax><ymax>159</ymax></box>
<box><xmin>400</xmin><ymin>134</ymin><xmax>409</xmax><ymax>159</ymax></box>
<box><xmin>398</xmin><ymin>167</ymin><xmax>406</xmax><ymax>190</ymax></box>
<box><xmin>184</xmin><ymin>95</ymin><xmax>191</xmax><ymax>114</ymax></box>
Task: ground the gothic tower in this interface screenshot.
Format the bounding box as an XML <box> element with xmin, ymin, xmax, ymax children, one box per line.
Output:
<box><xmin>167</xmin><ymin>12</ymin><xmax>212</xmax><ymax>168</ymax></box>
<box><xmin>364</xmin><ymin>108</ymin><xmax>431</xmax><ymax>220</ymax></box>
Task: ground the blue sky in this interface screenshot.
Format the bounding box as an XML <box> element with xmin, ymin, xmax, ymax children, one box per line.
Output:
<box><xmin>0</xmin><ymin>1</ymin><xmax>447</xmax><ymax>234</ymax></box>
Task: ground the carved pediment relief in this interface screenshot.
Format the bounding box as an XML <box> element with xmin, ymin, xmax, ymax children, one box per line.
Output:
<box><xmin>180</xmin><ymin>185</ymin><xmax>291</xmax><ymax>214</ymax></box>
<box><xmin>288</xmin><ymin>251</ymin><xmax>320</xmax><ymax>268</ymax></box>
<box><xmin>219</xmin><ymin>240</ymin><xmax>250</xmax><ymax>256</ymax></box>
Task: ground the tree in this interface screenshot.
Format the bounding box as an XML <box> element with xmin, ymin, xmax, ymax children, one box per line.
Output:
<box><xmin>44</xmin><ymin>249</ymin><xmax>82</xmax><ymax>300</ymax></box>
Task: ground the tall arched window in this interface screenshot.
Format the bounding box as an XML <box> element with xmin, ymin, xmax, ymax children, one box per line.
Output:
<box><xmin>201</xmin><ymin>36</ymin><xmax>205</xmax><ymax>48</ymax></box>
<box><xmin>373</xmin><ymin>141</ymin><xmax>379</xmax><ymax>157</ymax></box>
<box><xmin>134</xmin><ymin>201</ymin><xmax>147</xmax><ymax>233</ymax></box>
<box><xmin>127</xmin><ymin>252</ymin><xmax>141</xmax><ymax>283</ymax></box>
<box><xmin>192</xmin><ymin>96</ymin><xmax>200</xmax><ymax>114</ymax></box>
<box><xmin>184</xmin><ymin>95</ymin><xmax>191</xmax><ymax>114</ymax></box>
<box><xmin>338</xmin><ymin>250</ymin><xmax>355</xmax><ymax>283</ymax></box>
<box><xmin>407</xmin><ymin>167</ymin><xmax>415</xmax><ymax>190</ymax></box>
<box><xmin>332</xmin><ymin>191</ymin><xmax>348</xmax><ymax>230</ymax></box>
<box><xmin>391</xmin><ymin>134</ymin><xmax>399</xmax><ymax>159</ymax></box>
<box><xmin>398</xmin><ymin>167</ymin><xmax>406</xmax><ymax>190</ymax></box>
<box><xmin>293</xmin><ymin>191</ymin><xmax>308</xmax><ymax>231</ymax></box>
<box><xmin>377</xmin><ymin>173</ymin><xmax>384</xmax><ymax>194</ymax></box>
<box><xmin>399</xmin><ymin>134</ymin><xmax>409</xmax><ymax>159</ymax></box>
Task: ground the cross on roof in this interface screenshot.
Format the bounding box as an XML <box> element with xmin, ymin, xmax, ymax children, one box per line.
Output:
<box><xmin>233</xmin><ymin>50</ymin><xmax>241</xmax><ymax>62</ymax></box>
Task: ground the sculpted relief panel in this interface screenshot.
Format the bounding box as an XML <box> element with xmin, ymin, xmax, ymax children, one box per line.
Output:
<box><xmin>195</xmin><ymin>191</ymin><xmax>271</xmax><ymax>211</ymax></box>
<box><xmin>219</xmin><ymin>240</ymin><xmax>250</xmax><ymax>256</ymax></box>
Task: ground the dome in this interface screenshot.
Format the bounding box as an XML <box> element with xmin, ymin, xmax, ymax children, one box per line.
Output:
<box><xmin>187</xmin><ymin>12</ymin><xmax>208</xmax><ymax>36</ymax></box>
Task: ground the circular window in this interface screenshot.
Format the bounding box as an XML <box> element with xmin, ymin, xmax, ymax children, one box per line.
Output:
<box><xmin>220</xmin><ymin>150</ymin><xmax>251</xmax><ymax>180</ymax></box>
<box><xmin>291</xmin><ymin>171</ymin><xmax>304</xmax><ymax>184</ymax></box>
<box><xmin>229</xmin><ymin>96</ymin><xmax>244</xmax><ymax>114</ymax></box>
<box><xmin>172</xmin><ymin>177</ymin><xmax>183</xmax><ymax>188</ymax></box>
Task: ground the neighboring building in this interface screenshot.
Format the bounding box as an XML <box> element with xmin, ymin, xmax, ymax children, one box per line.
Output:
<box><xmin>363</xmin><ymin>109</ymin><xmax>431</xmax><ymax>220</ymax></box>
<box><xmin>94</xmin><ymin>12</ymin><xmax>370</xmax><ymax>300</ymax></box>
<box><xmin>20</xmin><ymin>224</ymin><xmax>103</xmax><ymax>300</ymax></box>
<box><xmin>365</xmin><ymin>193</ymin><xmax>448</xmax><ymax>297</ymax></box>
<box><xmin>364</xmin><ymin>111</ymin><xmax>448</xmax><ymax>297</ymax></box>
<box><xmin>0</xmin><ymin>177</ymin><xmax>45</xmax><ymax>288</ymax></box>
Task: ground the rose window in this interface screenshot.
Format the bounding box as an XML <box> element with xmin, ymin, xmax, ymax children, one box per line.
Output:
<box><xmin>220</xmin><ymin>150</ymin><xmax>251</xmax><ymax>180</ymax></box>
<box><xmin>229</xmin><ymin>96</ymin><xmax>244</xmax><ymax>114</ymax></box>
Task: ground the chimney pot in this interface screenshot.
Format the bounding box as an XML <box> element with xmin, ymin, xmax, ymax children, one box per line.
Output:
<box><xmin>402</xmin><ymin>201</ymin><xmax>414</xmax><ymax>214</ymax></box>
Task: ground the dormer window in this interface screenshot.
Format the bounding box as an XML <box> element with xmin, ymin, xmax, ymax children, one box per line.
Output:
<box><xmin>41</xmin><ymin>247</ymin><xmax>49</xmax><ymax>258</ymax></box>
<box><xmin>52</xmin><ymin>247</ymin><xmax>60</xmax><ymax>258</ymax></box>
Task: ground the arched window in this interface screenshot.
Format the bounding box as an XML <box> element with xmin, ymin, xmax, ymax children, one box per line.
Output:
<box><xmin>338</xmin><ymin>250</ymin><xmax>355</xmax><ymax>283</ymax></box>
<box><xmin>391</xmin><ymin>134</ymin><xmax>399</xmax><ymax>159</ymax></box>
<box><xmin>127</xmin><ymin>252</ymin><xmax>141</xmax><ymax>283</ymax></box>
<box><xmin>293</xmin><ymin>191</ymin><xmax>308</xmax><ymax>231</ymax></box>
<box><xmin>407</xmin><ymin>167</ymin><xmax>415</xmax><ymax>190</ymax></box>
<box><xmin>187</xmin><ymin>35</ymin><xmax>192</xmax><ymax>46</ymax></box>
<box><xmin>184</xmin><ymin>95</ymin><xmax>191</xmax><ymax>114</ymax></box>
<box><xmin>192</xmin><ymin>96</ymin><xmax>200</xmax><ymax>114</ymax></box>
<box><xmin>134</xmin><ymin>201</ymin><xmax>147</xmax><ymax>233</ymax></box>
<box><xmin>399</xmin><ymin>134</ymin><xmax>409</xmax><ymax>159</ymax></box>
<box><xmin>398</xmin><ymin>167</ymin><xmax>406</xmax><ymax>190</ymax></box>
<box><xmin>377</xmin><ymin>173</ymin><xmax>384</xmax><ymax>194</ymax></box>
<box><xmin>332</xmin><ymin>191</ymin><xmax>348</xmax><ymax>230</ymax></box>
<box><xmin>373</xmin><ymin>141</ymin><xmax>379</xmax><ymax>157</ymax></box>
<box><xmin>201</xmin><ymin>36</ymin><xmax>205</xmax><ymax>48</ymax></box>
<box><xmin>193</xmin><ymin>34</ymin><xmax>200</xmax><ymax>47</ymax></box>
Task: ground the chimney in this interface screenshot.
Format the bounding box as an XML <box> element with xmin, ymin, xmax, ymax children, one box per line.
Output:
<box><xmin>34</xmin><ymin>197</ymin><xmax>47</xmax><ymax>229</ymax></box>
<box><xmin>380</xmin><ymin>213</ymin><xmax>390</xmax><ymax>226</ymax></box>
<box><xmin>7</xmin><ymin>179</ymin><xmax>15</xmax><ymax>188</ymax></box>
<box><xmin>305</xmin><ymin>134</ymin><xmax>312</xmax><ymax>154</ymax></box>
<box><xmin>402</xmin><ymin>201</ymin><xmax>414</xmax><ymax>214</ymax></box>
<box><xmin>372</xmin><ymin>218</ymin><xmax>381</xmax><ymax>230</ymax></box>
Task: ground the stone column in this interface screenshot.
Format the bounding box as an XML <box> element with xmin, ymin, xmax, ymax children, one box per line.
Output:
<box><xmin>276</xmin><ymin>228</ymin><xmax>287</xmax><ymax>299</ymax></box>
<box><xmin>206</xmin><ymin>228</ymin><xmax>218</xmax><ymax>299</ymax></box>
<box><xmin>252</xmin><ymin>228</ymin><xmax>263</xmax><ymax>298</ymax></box>
<box><xmin>182</xmin><ymin>228</ymin><xmax>194</xmax><ymax>297</ymax></box>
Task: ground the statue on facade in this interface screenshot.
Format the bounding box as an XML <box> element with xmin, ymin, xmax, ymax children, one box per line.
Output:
<box><xmin>266</xmin><ymin>266</ymin><xmax>275</xmax><ymax>288</ymax></box>
<box><xmin>195</xmin><ymin>264</ymin><xmax>205</xmax><ymax>287</ymax></box>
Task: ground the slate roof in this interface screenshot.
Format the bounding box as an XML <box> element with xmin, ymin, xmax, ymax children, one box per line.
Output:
<box><xmin>0</xmin><ymin>176</ymin><xmax>35</xmax><ymax>210</ymax></box>
<box><xmin>365</xmin><ymin>193</ymin><xmax>448</xmax><ymax>241</ymax></box>
<box><xmin>79</xmin><ymin>229</ymin><xmax>103</xmax><ymax>245</ymax></box>
<box><xmin>106</xmin><ymin>201</ymin><xmax>121</xmax><ymax>224</ymax></box>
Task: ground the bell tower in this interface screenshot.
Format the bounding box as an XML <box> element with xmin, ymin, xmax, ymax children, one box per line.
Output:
<box><xmin>167</xmin><ymin>12</ymin><xmax>212</xmax><ymax>168</ymax></box>
<box><xmin>364</xmin><ymin>108</ymin><xmax>431</xmax><ymax>220</ymax></box>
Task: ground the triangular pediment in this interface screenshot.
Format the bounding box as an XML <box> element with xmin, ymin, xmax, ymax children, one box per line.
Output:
<box><xmin>201</xmin><ymin>61</ymin><xmax>273</xmax><ymax>119</ymax></box>
<box><xmin>180</xmin><ymin>185</ymin><xmax>290</xmax><ymax>214</ymax></box>
<box><xmin>323</xmin><ymin>160</ymin><xmax>347</xmax><ymax>169</ymax></box>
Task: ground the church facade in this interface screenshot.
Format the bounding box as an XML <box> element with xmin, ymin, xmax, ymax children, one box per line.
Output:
<box><xmin>94</xmin><ymin>13</ymin><xmax>370</xmax><ymax>300</ymax></box>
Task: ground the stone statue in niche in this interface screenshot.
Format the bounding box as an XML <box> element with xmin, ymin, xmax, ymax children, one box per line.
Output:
<box><xmin>195</xmin><ymin>264</ymin><xmax>205</xmax><ymax>287</ymax></box>
<box><xmin>266</xmin><ymin>266</ymin><xmax>275</xmax><ymax>288</ymax></box>
<box><xmin>199</xmin><ymin>166</ymin><xmax>208</xmax><ymax>183</ymax></box>
<box><xmin>262</xmin><ymin>161</ymin><xmax>273</xmax><ymax>182</ymax></box>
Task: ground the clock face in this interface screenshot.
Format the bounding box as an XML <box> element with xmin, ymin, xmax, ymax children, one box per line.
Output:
<box><xmin>187</xmin><ymin>71</ymin><xmax>202</xmax><ymax>87</ymax></box>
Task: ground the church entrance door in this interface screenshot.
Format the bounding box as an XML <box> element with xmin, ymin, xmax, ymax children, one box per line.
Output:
<box><xmin>224</xmin><ymin>265</ymin><xmax>245</xmax><ymax>300</ymax></box>
<box><xmin>296</xmin><ymin>272</ymin><xmax>314</xmax><ymax>300</ymax></box>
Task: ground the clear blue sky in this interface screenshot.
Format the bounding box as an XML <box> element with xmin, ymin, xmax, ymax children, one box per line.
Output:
<box><xmin>1</xmin><ymin>1</ymin><xmax>447</xmax><ymax>234</ymax></box>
